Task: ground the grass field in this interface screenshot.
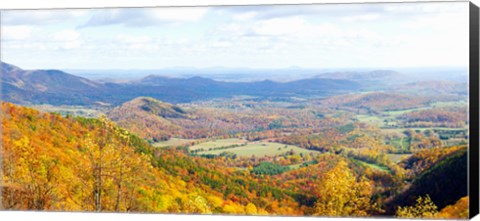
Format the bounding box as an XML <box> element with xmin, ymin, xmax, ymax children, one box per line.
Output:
<box><xmin>351</xmin><ymin>158</ymin><xmax>391</xmax><ymax>173</ymax></box>
<box><xmin>194</xmin><ymin>139</ymin><xmax>317</xmax><ymax>157</ymax></box>
<box><xmin>288</xmin><ymin>163</ymin><xmax>305</xmax><ymax>170</ymax></box>
<box><xmin>430</xmin><ymin>100</ymin><xmax>468</xmax><ymax>108</ymax></box>
<box><xmin>388</xmin><ymin>137</ymin><xmax>410</xmax><ymax>150</ymax></box>
<box><xmin>386</xmin><ymin>153</ymin><xmax>413</xmax><ymax>163</ymax></box>
<box><xmin>357</xmin><ymin>100</ymin><xmax>468</xmax><ymax>128</ymax></box>
<box><xmin>153</xmin><ymin>138</ymin><xmax>195</xmax><ymax>148</ymax></box>
<box><xmin>189</xmin><ymin>138</ymin><xmax>248</xmax><ymax>151</ymax></box>
<box><xmin>356</xmin><ymin>115</ymin><xmax>386</xmax><ymax>126</ymax></box>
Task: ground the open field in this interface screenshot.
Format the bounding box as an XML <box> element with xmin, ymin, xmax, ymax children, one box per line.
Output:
<box><xmin>194</xmin><ymin>140</ymin><xmax>317</xmax><ymax>157</ymax></box>
<box><xmin>386</xmin><ymin>153</ymin><xmax>413</xmax><ymax>163</ymax></box>
<box><xmin>356</xmin><ymin>114</ymin><xmax>387</xmax><ymax>126</ymax></box>
<box><xmin>430</xmin><ymin>100</ymin><xmax>468</xmax><ymax>108</ymax></box>
<box><xmin>387</xmin><ymin>137</ymin><xmax>410</xmax><ymax>150</ymax></box>
<box><xmin>153</xmin><ymin>138</ymin><xmax>195</xmax><ymax>148</ymax></box>
<box><xmin>189</xmin><ymin>138</ymin><xmax>248</xmax><ymax>151</ymax></box>
<box><xmin>351</xmin><ymin>158</ymin><xmax>390</xmax><ymax>173</ymax></box>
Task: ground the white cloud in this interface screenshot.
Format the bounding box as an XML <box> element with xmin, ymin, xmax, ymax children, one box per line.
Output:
<box><xmin>81</xmin><ymin>7</ymin><xmax>208</xmax><ymax>27</ymax></box>
<box><xmin>384</xmin><ymin>2</ymin><xmax>466</xmax><ymax>14</ymax></box>
<box><xmin>151</xmin><ymin>7</ymin><xmax>208</xmax><ymax>22</ymax></box>
<box><xmin>252</xmin><ymin>17</ymin><xmax>309</xmax><ymax>36</ymax></box>
<box><xmin>2</xmin><ymin>25</ymin><xmax>33</xmax><ymax>40</ymax></box>
<box><xmin>53</xmin><ymin>30</ymin><xmax>80</xmax><ymax>41</ymax></box>
<box><xmin>232</xmin><ymin>12</ymin><xmax>257</xmax><ymax>21</ymax></box>
<box><xmin>1</xmin><ymin>2</ymin><xmax>470</xmax><ymax>69</ymax></box>
<box><xmin>341</xmin><ymin>13</ymin><xmax>381</xmax><ymax>22</ymax></box>
<box><xmin>2</xmin><ymin>10</ymin><xmax>89</xmax><ymax>25</ymax></box>
<box><xmin>52</xmin><ymin>29</ymin><xmax>82</xmax><ymax>49</ymax></box>
<box><xmin>116</xmin><ymin>34</ymin><xmax>152</xmax><ymax>44</ymax></box>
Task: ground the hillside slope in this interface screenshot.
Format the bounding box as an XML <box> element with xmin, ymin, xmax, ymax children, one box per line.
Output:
<box><xmin>384</xmin><ymin>147</ymin><xmax>468</xmax><ymax>214</ymax></box>
<box><xmin>107</xmin><ymin>97</ymin><xmax>188</xmax><ymax>141</ymax></box>
<box><xmin>1</xmin><ymin>102</ymin><xmax>304</xmax><ymax>214</ymax></box>
<box><xmin>1</xmin><ymin>62</ymin><xmax>105</xmax><ymax>105</ymax></box>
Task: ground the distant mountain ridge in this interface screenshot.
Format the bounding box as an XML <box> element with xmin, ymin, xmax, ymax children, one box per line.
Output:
<box><xmin>1</xmin><ymin>62</ymin><xmax>365</xmax><ymax>106</ymax></box>
<box><xmin>315</xmin><ymin>70</ymin><xmax>400</xmax><ymax>80</ymax></box>
<box><xmin>1</xmin><ymin>62</ymin><xmax>106</xmax><ymax>105</ymax></box>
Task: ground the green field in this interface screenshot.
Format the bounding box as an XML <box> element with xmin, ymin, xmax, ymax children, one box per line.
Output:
<box><xmin>386</xmin><ymin>153</ymin><xmax>413</xmax><ymax>163</ymax></box>
<box><xmin>430</xmin><ymin>100</ymin><xmax>468</xmax><ymax>108</ymax></box>
<box><xmin>357</xmin><ymin>100</ymin><xmax>468</xmax><ymax>128</ymax></box>
<box><xmin>190</xmin><ymin>138</ymin><xmax>248</xmax><ymax>151</ymax></box>
<box><xmin>351</xmin><ymin>158</ymin><xmax>390</xmax><ymax>173</ymax></box>
<box><xmin>153</xmin><ymin>138</ymin><xmax>195</xmax><ymax>148</ymax></box>
<box><xmin>388</xmin><ymin>137</ymin><xmax>410</xmax><ymax>150</ymax></box>
<box><xmin>356</xmin><ymin>114</ymin><xmax>387</xmax><ymax>126</ymax></box>
<box><xmin>194</xmin><ymin>139</ymin><xmax>317</xmax><ymax>157</ymax></box>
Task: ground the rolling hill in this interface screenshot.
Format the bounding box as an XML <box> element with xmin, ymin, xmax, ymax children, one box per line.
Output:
<box><xmin>320</xmin><ymin>92</ymin><xmax>426</xmax><ymax>112</ymax></box>
<box><xmin>107</xmin><ymin>97</ymin><xmax>190</xmax><ymax>141</ymax></box>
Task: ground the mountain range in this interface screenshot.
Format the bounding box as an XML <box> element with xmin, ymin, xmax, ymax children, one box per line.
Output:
<box><xmin>1</xmin><ymin>62</ymin><xmax>363</xmax><ymax>106</ymax></box>
<box><xmin>2</xmin><ymin>62</ymin><xmax>467</xmax><ymax>106</ymax></box>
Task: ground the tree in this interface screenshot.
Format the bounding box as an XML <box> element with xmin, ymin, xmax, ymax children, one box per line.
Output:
<box><xmin>438</xmin><ymin>196</ymin><xmax>469</xmax><ymax>219</ymax></box>
<box><xmin>314</xmin><ymin>160</ymin><xmax>375</xmax><ymax>217</ymax></box>
<box><xmin>245</xmin><ymin>203</ymin><xmax>258</xmax><ymax>215</ymax></box>
<box><xmin>396</xmin><ymin>195</ymin><xmax>438</xmax><ymax>218</ymax></box>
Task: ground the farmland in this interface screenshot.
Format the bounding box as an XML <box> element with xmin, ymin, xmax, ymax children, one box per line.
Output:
<box><xmin>191</xmin><ymin>139</ymin><xmax>317</xmax><ymax>157</ymax></box>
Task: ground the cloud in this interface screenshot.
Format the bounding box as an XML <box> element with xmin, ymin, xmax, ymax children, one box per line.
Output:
<box><xmin>232</xmin><ymin>11</ymin><xmax>257</xmax><ymax>22</ymax></box>
<box><xmin>2</xmin><ymin>25</ymin><xmax>33</xmax><ymax>40</ymax></box>
<box><xmin>52</xmin><ymin>29</ymin><xmax>82</xmax><ymax>50</ymax></box>
<box><xmin>384</xmin><ymin>2</ymin><xmax>466</xmax><ymax>15</ymax></box>
<box><xmin>218</xmin><ymin>2</ymin><xmax>465</xmax><ymax>23</ymax></box>
<box><xmin>79</xmin><ymin>7</ymin><xmax>208</xmax><ymax>28</ymax></box>
<box><xmin>2</xmin><ymin>10</ymin><xmax>88</xmax><ymax>25</ymax></box>
<box><xmin>2</xmin><ymin>2</ymin><xmax>469</xmax><ymax>69</ymax></box>
<box><xmin>341</xmin><ymin>13</ymin><xmax>381</xmax><ymax>22</ymax></box>
<box><xmin>53</xmin><ymin>30</ymin><xmax>80</xmax><ymax>41</ymax></box>
<box><xmin>217</xmin><ymin>4</ymin><xmax>385</xmax><ymax>21</ymax></box>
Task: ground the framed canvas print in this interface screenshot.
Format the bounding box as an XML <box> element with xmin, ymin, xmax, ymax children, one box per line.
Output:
<box><xmin>1</xmin><ymin>0</ymin><xmax>479</xmax><ymax>220</ymax></box>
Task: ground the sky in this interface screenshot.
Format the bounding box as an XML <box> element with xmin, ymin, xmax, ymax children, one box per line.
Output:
<box><xmin>0</xmin><ymin>2</ymin><xmax>470</xmax><ymax>70</ymax></box>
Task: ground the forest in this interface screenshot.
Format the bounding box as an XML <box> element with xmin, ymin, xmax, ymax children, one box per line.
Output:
<box><xmin>1</xmin><ymin>63</ymin><xmax>469</xmax><ymax>219</ymax></box>
<box><xmin>1</xmin><ymin>62</ymin><xmax>471</xmax><ymax>219</ymax></box>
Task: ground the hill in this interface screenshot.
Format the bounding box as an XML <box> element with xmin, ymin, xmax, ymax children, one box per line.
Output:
<box><xmin>390</xmin><ymin>81</ymin><xmax>468</xmax><ymax>98</ymax></box>
<box><xmin>1</xmin><ymin>62</ymin><xmax>105</xmax><ymax>105</ymax></box>
<box><xmin>384</xmin><ymin>146</ymin><xmax>468</xmax><ymax>214</ymax></box>
<box><xmin>107</xmin><ymin>96</ymin><xmax>276</xmax><ymax>140</ymax></box>
<box><xmin>107</xmin><ymin>97</ymin><xmax>189</xmax><ymax>141</ymax></box>
<box><xmin>1</xmin><ymin>102</ymin><xmax>304</xmax><ymax>214</ymax></box>
<box><xmin>320</xmin><ymin>92</ymin><xmax>425</xmax><ymax>112</ymax></box>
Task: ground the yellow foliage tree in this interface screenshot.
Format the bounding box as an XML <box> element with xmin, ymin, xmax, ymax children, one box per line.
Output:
<box><xmin>439</xmin><ymin>196</ymin><xmax>469</xmax><ymax>219</ymax></box>
<box><xmin>314</xmin><ymin>160</ymin><xmax>375</xmax><ymax>217</ymax></box>
<box><xmin>245</xmin><ymin>203</ymin><xmax>258</xmax><ymax>215</ymax></box>
<box><xmin>396</xmin><ymin>195</ymin><xmax>438</xmax><ymax>218</ymax></box>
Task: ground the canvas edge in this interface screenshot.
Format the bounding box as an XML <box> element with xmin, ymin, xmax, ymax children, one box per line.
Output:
<box><xmin>469</xmin><ymin>1</ymin><xmax>480</xmax><ymax>219</ymax></box>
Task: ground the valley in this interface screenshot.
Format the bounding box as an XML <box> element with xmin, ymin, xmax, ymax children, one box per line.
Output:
<box><xmin>0</xmin><ymin>62</ymin><xmax>470</xmax><ymax>218</ymax></box>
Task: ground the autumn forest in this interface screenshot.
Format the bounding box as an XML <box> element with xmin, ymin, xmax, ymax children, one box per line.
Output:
<box><xmin>0</xmin><ymin>60</ymin><xmax>471</xmax><ymax>219</ymax></box>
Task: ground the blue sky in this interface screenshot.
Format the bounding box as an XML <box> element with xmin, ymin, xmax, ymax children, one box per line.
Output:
<box><xmin>1</xmin><ymin>2</ymin><xmax>469</xmax><ymax>70</ymax></box>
